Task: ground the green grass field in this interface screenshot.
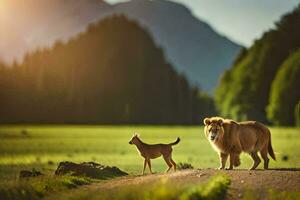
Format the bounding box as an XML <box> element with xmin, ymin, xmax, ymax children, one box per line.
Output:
<box><xmin>0</xmin><ymin>125</ymin><xmax>299</xmax><ymax>180</ymax></box>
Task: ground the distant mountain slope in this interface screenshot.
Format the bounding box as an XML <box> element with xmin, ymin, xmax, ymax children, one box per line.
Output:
<box><xmin>0</xmin><ymin>0</ymin><xmax>241</xmax><ymax>91</ymax></box>
<box><xmin>112</xmin><ymin>0</ymin><xmax>241</xmax><ymax>91</ymax></box>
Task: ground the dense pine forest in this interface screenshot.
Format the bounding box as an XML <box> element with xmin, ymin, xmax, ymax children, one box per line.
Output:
<box><xmin>215</xmin><ymin>5</ymin><xmax>300</xmax><ymax>126</ymax></box>
<box><xmin>0</xmin><ymin>16</ymin><xmax>216</xmax><ymax>124</ymax></box>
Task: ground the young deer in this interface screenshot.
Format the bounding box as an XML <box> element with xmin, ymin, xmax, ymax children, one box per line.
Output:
<box><xmin>129</xmin><ymin>133</ymin><xmax>180</xmax><ymax>175</ymax></box>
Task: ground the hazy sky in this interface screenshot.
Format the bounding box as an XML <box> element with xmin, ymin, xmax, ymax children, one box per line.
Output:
<box><xmin>106</xmin><ymin>0</ymin><xmax>299</xmax><ymax>46</ymax></box>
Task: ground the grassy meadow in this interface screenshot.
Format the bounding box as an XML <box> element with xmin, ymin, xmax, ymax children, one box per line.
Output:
<box><xmin>0</xmin><ymin>125</ymin><xmax>299</xmax><ymax>180</ymax></box>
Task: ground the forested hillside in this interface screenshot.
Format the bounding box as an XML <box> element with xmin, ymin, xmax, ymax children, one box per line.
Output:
<box><xmin>215</xmin><ymin>4</ymin><xmax>300</xmax><ymax>125</ymax></box>
<box><xmin>267</xmin><ymin>49</ymin><xmax>300</xmax><ymax>126</ymax></box>
<box><xmin>0</xmin><ymin>16</ymin><xmax>215</xmax><ymax>124</ymax></box>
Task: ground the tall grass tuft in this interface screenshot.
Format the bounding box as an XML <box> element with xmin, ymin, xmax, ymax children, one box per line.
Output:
<box><xmin>180</xmin><ymin>174</ymin><xmax>231</xmax><ymax>200</ymax></box>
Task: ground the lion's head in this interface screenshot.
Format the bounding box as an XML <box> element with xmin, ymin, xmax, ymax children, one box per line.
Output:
<box><xmin>203</xmin><ymin>117</ymin><xmax>224</xmax><ymax>142</ymax></box>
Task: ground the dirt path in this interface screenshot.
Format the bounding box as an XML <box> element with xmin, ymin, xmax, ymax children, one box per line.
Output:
<box><xmin>51</xmin><ymin>169</ymin><xmax>300</xmax><ymax>199</ymax></box>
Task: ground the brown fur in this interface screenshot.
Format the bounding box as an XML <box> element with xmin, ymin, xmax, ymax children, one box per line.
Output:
<box><xmin>129</xmin><ymin>133</ymin><xmax>180</xmax><ymax>174</ymax></box>
<box><xmin>203</xmin><ymin>117</ymin><xmax>276</xmax><ymax>170</ymax></box>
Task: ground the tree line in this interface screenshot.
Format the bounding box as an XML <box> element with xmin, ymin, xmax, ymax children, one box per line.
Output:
<box><xmin>215</xmin><ymin>4</ymin><xmax>300</xmax><ymax>126</ymax></box>
<box><xmin>0</xmin><ymin>15</ymin><xmax>216</xmax><ymax>124</ymax></box>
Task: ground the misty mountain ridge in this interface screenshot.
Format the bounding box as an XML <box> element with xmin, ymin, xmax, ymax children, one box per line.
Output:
<box><xmin>0</xmin><ymin>0</ymin><xmax>241</xmax><ymax>91</ymax></box>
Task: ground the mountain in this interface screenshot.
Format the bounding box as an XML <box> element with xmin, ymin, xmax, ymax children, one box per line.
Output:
<box><xmin>0</xmin><ymin>0</ymin><xmax>241</xmax><ymax>91</ymax></box>
<box><xmin>0</xmin><ymin>16</ymin><xmax>217</xmax><ymax>124</ymax></box>
<box><xmin>215</xmin><ymin>4</ymin><xmax>300</xmax><ymax>124</ymax></box>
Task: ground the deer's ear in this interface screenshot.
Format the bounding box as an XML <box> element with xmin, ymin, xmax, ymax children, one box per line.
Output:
<box><xmin>134</xmin><ymin>132</ymin><xmax>139</xmax><ymax>137</ymax></box>
<box><xmin>218</xmin><ymin>119</ymin><xmax>224</xmax><ymax>126</ymax></box>
<box><xmin>203</xmin><ymin>118</ymin><xmax>211</xmax><ymax>126</ymax></box>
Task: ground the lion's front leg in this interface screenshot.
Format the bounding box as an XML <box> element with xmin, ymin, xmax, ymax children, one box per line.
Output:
<box><xmin>226</xmin><ymin>153</ymin><xmax>238</xmax><ymax>170</ymax></box>
<box><xmin>225</xmin><ymin>153</ymin><xmax>234</xmax><ymax>170</ymax></box>
<box><xmin>234</xmin><ymin>153</ymin><xmax>241</xmax><ymax>167</ymax></box>
<box><xmin>218</xmin><ymin>152</ymin><xmax>228</xmax><ymax>170</ymax></box>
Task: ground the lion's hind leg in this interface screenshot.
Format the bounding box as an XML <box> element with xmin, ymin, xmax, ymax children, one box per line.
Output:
<box><xmin>260</xmin><ymin>145</ymin><xmax>269</xmax><ymax>170</ymax></box>
<box><xmin>233</xmin><ymin>155</ymin><xmax>241</xmax><ymax>167</ymax></box>
<box><xmin>249</xmin><ymin>151</ymin><xmax>261</xmax><ymax>170</ymax></box>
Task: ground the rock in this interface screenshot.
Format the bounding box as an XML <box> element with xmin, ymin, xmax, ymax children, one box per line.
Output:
<box><xmin>19</xmin><ymin>169</ymin><xmax>43</xmax><ymax>178</ymax></box>
<box><xmin>55</xmin><ymin>161</ymin><xmax>128</xmax><ymax>179</ymax></box>
<box><xmin>197</xmin><ymin>173</ymin><xmax>206</xmax><ymax>178</ymax></box>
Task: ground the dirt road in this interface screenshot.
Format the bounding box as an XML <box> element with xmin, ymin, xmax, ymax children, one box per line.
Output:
<box><xmin>53</xmin><ymin>169</ymin><xmax>300</xmax><ymax>200</ymax></box>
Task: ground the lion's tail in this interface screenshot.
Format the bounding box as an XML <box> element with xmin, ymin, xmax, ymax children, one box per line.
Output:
<box><xmin>169</xmin><ymin>137</ymin><xmax>180</xmax><ymax>146</ymax></box>
<box><xmin>268</xmin><ymin>136</ymin><xmax>276</xmax><ymax>160</ymax></box>
<box><xmin>255</xmin><ymin>122</ymin><xmax>276</xmax><ymax>161</ymax></box>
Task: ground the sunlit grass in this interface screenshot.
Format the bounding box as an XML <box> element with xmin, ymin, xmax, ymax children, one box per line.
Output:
<box><xmin>0</xmin><ymin>175</ymin><xmax>93</xmax><ymax>200</ymax></box>
<box><xmin>0</xmin><ymin>126</ymin><xmax>299</xmax><ymax>180</ymax></box>
<box><xmin>180</xmin><ymin>174</ymin><xmax>230</xmax><ymax>200</ymax></box>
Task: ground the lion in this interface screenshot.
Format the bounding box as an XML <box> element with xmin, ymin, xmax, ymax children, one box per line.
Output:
<box><xmin>203</xmin><ymin>117</ymin><xmax>276</xmax><ymax>170</ymax></box>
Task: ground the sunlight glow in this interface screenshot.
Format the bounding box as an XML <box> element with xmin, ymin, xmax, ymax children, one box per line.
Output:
<box><xmin>0</xmin><ymin>0</ymin><xmax>9</xmax><ymax>23</ymax></box>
